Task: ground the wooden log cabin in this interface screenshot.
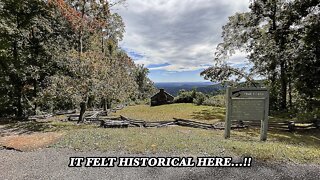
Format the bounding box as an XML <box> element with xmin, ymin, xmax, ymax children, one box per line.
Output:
<box><xmin>150</xmin><ymin>89</ymin><xmax>174</xmax><ymax>106</ymax></box>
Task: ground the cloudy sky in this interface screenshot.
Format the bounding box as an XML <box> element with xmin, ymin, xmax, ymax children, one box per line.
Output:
<box><xmin>114</xmin><ymin>0</ymin><xmax>251</xmax><ymax>82</ymax></box>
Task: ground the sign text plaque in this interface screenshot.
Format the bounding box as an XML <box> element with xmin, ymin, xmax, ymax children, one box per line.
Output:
<box><xmin>224</xmin><ymin>87</ymin><xmax>269</xmax><ymax>141</ymax></box>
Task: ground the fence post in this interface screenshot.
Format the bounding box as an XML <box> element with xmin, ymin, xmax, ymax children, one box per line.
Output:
<box><xmin>260</xmin><ymin>90</ymin><xmax>269</xmax><ymax>141</ymax></box>
<box><xmin>224</xmin><ymin>87</ymin><xmax>232</xmax><ymax>139</ymax></box>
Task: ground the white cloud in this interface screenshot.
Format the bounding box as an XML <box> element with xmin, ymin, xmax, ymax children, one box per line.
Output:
<box><xmin>149</xmin><ymin>64</ymin><xmax>212</xmax><ymax>72</ymax></box>
<box><xmin>227</xmin><ymin>51</ymin><xmax>249</xmax><ymax>65</ymax></box>
<box><xmin>115</xmin><ymin>0</ymin><xmax>250</xmax><ymax>71</ymax></box>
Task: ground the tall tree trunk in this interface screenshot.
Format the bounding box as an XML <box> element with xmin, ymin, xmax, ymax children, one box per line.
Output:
<box><xmin>15</xmin><ymin>83</ymin><xmax>23</xmax><ymax>118</ymax></box>
<box><xmin>106</xmin><ymin>99</ymin><xmax>112</xmax><ymax>109</ymax></box>
<box><xmin>13</xmin><ymin>17</ymin><xmax>23</xmax><ymax>117</ymax></box>
<box><xmin>87</xmin><ymin>95</ymin><xmax>95</xmax><ymax>109</ymax></box>
<box><xmin>288</xmin><ymin>75</ymin><xmax>292</xmax><ymax>110</ymax></box>
<box><xmin>78</xmin><ymin>30</ymin><xmax>83</xmax><ymax>59</ymax></box>
<box><xmin>102</xmin><ymin>98</ymin><xmax>107</xmax><ymax>111</ymax></box>
<box><xmin>31</xmin><ymin>27</ymin><xmax>39</xmax><ymax>115</ymax></box>
<box><xmin>77</xmin><ymin>2</ymin><xmax>87</xmax><ymax>123</ymax></box>
<box><xmin>269</xmin><ymin>71</ymin><xmax>278</xmax><ymax>111</ymax></box>
<box><xmin>101</xmin><ymin>27</ymin><xmax>104</xmax><ymax>53</ymax></box>
<box><xmin>78</xmin><ymin>101</ymin><xmax>87</xmax><ymax>123</ymax></box>
<box><xmin>78</xmin><ymin>1</ymin><xmax>85</xmax><ymax>59</ymax></box>
<box><xmin>280</xmin><ymin>61</ymin><xmax>287</xmax><ymax>111</ymax></box>
<box><xmin>33</xmin><ymin>79</ymin><xmax>37</xmax><ymax>115</ymax></box>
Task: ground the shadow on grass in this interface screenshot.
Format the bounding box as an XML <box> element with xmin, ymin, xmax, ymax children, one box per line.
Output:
<box><xmin>0</xmin><ymin>118</ymin><xmax>25</xmax><ymax>125</ymax></box>
<box><xmin>191</xmin><ymin>109</ymin><xmax>225</xmax><ymax>121</ymax></box>
<box><xmin>8</xmin><ymin>121</ymin><xmax>52</xmax><ymax>131</ymax></box>
<box><xmin>269</xmin><ymin>128</ymin><xmax>320</xmax><ymax>147</ymax></box>
<box><xmin>235</xmin><ymin>127</ymin><xmax>320</xmax><ymax>148</ymax></box>
<box><xmin>0</xmin><ymin>117</ymin><xmax>98</xmax><ymax>137</ymax></box>
<box><xmin>0</xmin><ymin>120</ymin><xmax>54</xmax><ymax>137</ymax></box>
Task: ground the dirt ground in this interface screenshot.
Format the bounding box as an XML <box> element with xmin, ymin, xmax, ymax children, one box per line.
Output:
<box><xmin>0</xmin><ymin>132</ymin><xmax>64</xmax><ymax>151</ymax></box>
<box><xmin>0</xmin><ymin>117</ymin><xmax>65</xmax><ymax>151</ymax></box>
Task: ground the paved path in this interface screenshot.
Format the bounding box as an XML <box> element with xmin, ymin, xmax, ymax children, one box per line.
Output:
<box><xmin>1</xmin><ymin>148</ymin><xmax>319</xmax><ymax>180</ymax></box>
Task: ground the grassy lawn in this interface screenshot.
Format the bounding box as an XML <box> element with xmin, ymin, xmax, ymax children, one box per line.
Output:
<box><xmin>2</xmin><ymin>103</ymin><xmax>320</xmax><ymax>164</ymax></box>
<box><xmin>53</xmin><ymin>127</ymin><xmax>228</xmax><ymax>156</ymax></box>
<box><xmin>52</xmin><ymin>125</ymin><xmax>320</xmax><ymax>164</ymax></box>
<box><xmin>53</xmin><ymin>103</ymin><xmax>320</xmax><ymax>164</ymax></box>
<box><xmin>114</xmin><ymin>103</ymin><xmax>225</xmax><ymax>124</ymax></box>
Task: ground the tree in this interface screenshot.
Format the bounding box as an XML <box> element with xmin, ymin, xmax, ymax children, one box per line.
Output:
<box><xmin>49</xmin><ymin>0</ymin><xmax>110</xmax><ymax>121</ymax></box>
<box><xmin>100</xmin><ymin>50</ymin><xmax>138</xmax><ymax>110</ymax></box>
<box><xmin>0</xmin><ymin>0</ymin><xmax>74</xmax><ymax>117</ymax></box>
<box><xmin>0</xmin><ymin>0</ymin><xmax>156</xmax><ymax>120</ymax></box>
<box><xmin>291</xmin><ymin>3</ymin><xmax>320</xmax><ymax>111</ymax></box>
<box><xmin>201</xmin><ymin>0</ymin><xmax>319</xmax><ymax>112</ymax></box>
<box><xmin>134</xmin><ymin>64</ymin><xmax>157</xmax><ymax>100</ymax></box>
<box><xmin>47</xmin><ymin>46</ymin><xmax>109</xmax><ymax>122</ymax></box>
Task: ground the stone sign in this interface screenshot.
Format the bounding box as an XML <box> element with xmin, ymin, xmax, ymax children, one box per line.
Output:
<box><xmin>224</xmin><ymin>87</ymin><xmax>269</xmax><ymax>141</ymax></box>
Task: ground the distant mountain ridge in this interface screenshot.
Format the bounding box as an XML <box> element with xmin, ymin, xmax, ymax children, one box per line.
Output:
<box><xmin>154</xmin><ymin>82</ymin><xmax>225</xmax><ymax>96</ymax></box>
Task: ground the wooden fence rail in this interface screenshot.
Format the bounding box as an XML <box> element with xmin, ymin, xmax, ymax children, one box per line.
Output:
<box><xmin>64</xmin><ymin>111</ymin><xmax>318</xmax><ymax>131</ymax></box>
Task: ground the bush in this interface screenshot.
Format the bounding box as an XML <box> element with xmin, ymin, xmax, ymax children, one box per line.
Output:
<box><xmin>296</xmin><ymin>108</ymin><xmax>320</xmax><ymax>123</ymax></box>
<box><xmin>193</xmin><ymin>93</ymin><xmax>206</xmax><ymax>105</ymax></box>
<box><xmin>174</xmin><ymin>90</ymin><xmax>207</xmax><ymax>105</ymax></box>
<box><xmin>174</xmin><ymin>90</ymin><xmax>194</xmax><ymax>103</ymax></box>
<box><xmin>202</xmin><ymin>95</ymin><xmax>225</xmax><ymax>107</ymax></box>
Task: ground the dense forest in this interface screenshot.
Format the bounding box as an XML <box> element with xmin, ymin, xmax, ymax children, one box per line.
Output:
<box><xmin>202</xmin><ymin>0</ymin><xmax>319</xmax><ymax>117</ymax></box>
<box><xmin>0</xmin><ymin>0</ymin><xmax>156</xmax><ymax>120</ymax></box>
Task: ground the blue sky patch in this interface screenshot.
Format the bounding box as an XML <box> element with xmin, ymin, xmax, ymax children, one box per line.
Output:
<box><xmin>123</xmin><ymin>48</ymin><xmax>145</xmax><ymax>60</ymax></box>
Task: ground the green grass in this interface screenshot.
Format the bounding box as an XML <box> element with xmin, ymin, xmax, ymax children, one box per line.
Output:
<box><xmin>229</xmin><ymin>129</ymin><xmax>320</xmax><ymax>163</ymax></box>
<box><xmin>52</xmin><ymin>126</ymin><xmax>320</xmax><ymax>164</ymax></box>
<box><xmin>51</xmin><ymin>103</ymin><xmax>320</xmax><ymax>164</ymax></box>
<box><xmin>114</xmin><ymin>103</ymin><xmax>225</xmax><ymax>124</ymax></box>
<box><xmin>53</xmin><ymin>127</ymin><xmax>229</xmax><ymax>156</ymax></box>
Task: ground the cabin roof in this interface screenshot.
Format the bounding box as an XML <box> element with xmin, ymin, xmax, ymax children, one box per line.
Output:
<box><xmin>151</xmin><ymin>89</ymin><xmax>174</xmax><ymax>99</ymax></box>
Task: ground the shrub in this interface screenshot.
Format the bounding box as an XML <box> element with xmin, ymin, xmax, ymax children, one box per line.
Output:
<box><xmin>174</xmin><ymin>90</ymin><xmax>207</xmax><ymax>105</ymax></box>
<box><xmin>202</xmin><ymin>95</ymin><xmax>225</xmax><ymax>107</ymax></box>
<box><xmin>193</xmin><ymin>92</ymin><xmax>206</xmax><ymax>105</ymax></box>
<box><xmin>174</xmin><ymin>90</ymin><xmax>194</xmax><ymax>103</ymax></box>
<box><xmin>296</xmin><ymin>108</ymin><xmax>320</xmax><ymax>123</ymax></box>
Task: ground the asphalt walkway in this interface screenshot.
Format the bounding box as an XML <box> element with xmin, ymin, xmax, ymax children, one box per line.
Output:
<box><xmin>1</xmin><ymin>148</ymin><xmax>319</xmax><ymax>180</ymax></box>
